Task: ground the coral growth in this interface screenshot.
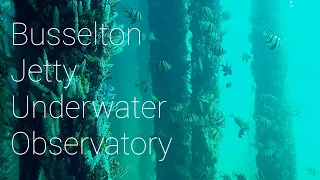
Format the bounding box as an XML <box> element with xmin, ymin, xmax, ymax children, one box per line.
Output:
<box><xmin>8</xmin><ymin>0</ymin><xmax>125</xmax><ymax>179</ymax></box>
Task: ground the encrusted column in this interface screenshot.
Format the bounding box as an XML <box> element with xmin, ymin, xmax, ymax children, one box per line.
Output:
<box><xmin>0</xmin><ymin>1</ymin><xmax>20</xmax><ymax>179</ymax></box>
<box><xmin>250</xmin><ymin>0</ymin><xmax>296</xmax><ymax>179</ymax></box>
<box><xmin>148</xmin><ymin>0</ymin><xmax>193</xmax><ymax>179</ymax></box>
<box><xmin>12</xmin><ymin>0</ymin><xmax>126</xmax><ymax>179</ymax></box>
<box><xmin>189</xmin><ymin>0</ymin><xmax>225</xmax><ymax>179</ymax></box>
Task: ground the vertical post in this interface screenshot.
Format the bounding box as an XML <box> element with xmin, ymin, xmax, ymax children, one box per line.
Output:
<box><xmin>12</xmin><ymin>0</ymin><xmax>126</xmax><ymax>179</ymax></box>
<box><xmin>250</xmin><ymin>0</ymin><xmax>297</xmax><ymax>179</ymax></box>
<box><xmin>189</xmin><ymin>0</ymin><xmax>224</xmax><ymax>178</ymax></box>
<box><xmin>148</xmin><ymin>0</ymin><xmax>193</xmax><ymax>179</ymax></box>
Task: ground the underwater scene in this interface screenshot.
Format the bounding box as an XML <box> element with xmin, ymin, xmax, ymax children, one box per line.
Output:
<box><xmin>0</xmin><ymin>0</ymin><xmax>318</xmax><ymax>179</ymax></box>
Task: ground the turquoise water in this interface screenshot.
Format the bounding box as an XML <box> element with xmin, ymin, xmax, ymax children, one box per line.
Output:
<box><xmin>0</xmin><ymin>0</ymin><xmax>319</xmax><ymax>179</ymax></box>
<box><xmin>287</xmin><ymin>1</ymin><xmax>320</xmax><ymax>180</ymax></box>
<box><xmin>218</xmin><ymin>0</ymin><xmax>257</xmax><ymax>178</ymax></box>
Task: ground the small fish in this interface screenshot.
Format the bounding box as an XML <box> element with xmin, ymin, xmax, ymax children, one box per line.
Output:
<box><xmin>263</xmin><ymin>26</ymin><xmax>275</xmax><ymax>43</ymax></box>
<box><xmin>220</xmin><ymin>173</ymin><xmax>232</xmax><ymax>180</ymax></box>
<box><xmin>170</xmin><ymin>102</ymin><xmax>188</xmax><ymax>113</ymax></box>
<box><xmin>110</xmin><ymin>165</ymin><xmax>130</xmax><ymax>180</ymax></box>
<box><xmin>195</xmin><ymin>166</ymin><xmax>209</xmax><ymax>180</ymax></box>
<box><xmin>200</xmin><ymin>6</ymin><xmax>214</xmax><ymax>20</ymax></box>
<box><xmin>251</xmin><ymin>141</ymin><xmax>264</xmax><ymax>150</ymax></box>
<box><xmin>108</xmin><ymin>157</ymin><xmax>120</xmax><ymax>167</ymax></box>
<box><xmin>148</xmin><ymin>31</ymin><xmax>158</xmax><ymax>41</ymax></box>
<box><xmin>134</xmin><ymin>81</ymin><xmax>152</xmax><ymax>92</ymax></box>
<box><xmin>200</xmin><ymin>21</ymin><xmax>216</xmax><ymax>33</ymax></box>
<box><xmin>262</xmin><ymin>149</ymin><xmax>274</xmax><ymax>157</ymax></box>
<box><xmin>263</xmin><ymin>105</ymin><xmax>274</xmax><ymax>117</ymax></box>
<box><xmin>255</xmin><ymin>115</ymin><xmax>272</xmax><ymax>128</ymax></box>
<box><xmin>306</xmin><ymin>166</ymin><xmax>316</xmax><ymax>177</ymax></box>
<box><xmin>141</xmin><ymin>32</ymin><xmax>157</xmax><ymax>42</ymax></box>
<box><xmin>265</xmin><ymin>28</ymin><xmax>276</xmax><ymax>44</ymax></box>
<box><xmin>123</xmin><ymin>5</ymin><xmax>144</xmax><ymax>24</ymax></box>
<box><xmin>284</xmin><ymin>137</ymin><xmax>295</xmax><ymax>146</ymax></box>
<box><xmin>212</xmin><ymin>45</ymin><xmax>227</xmax><ymax>56</ymax></box>
<box><xmin>107</xmin><ymin>0</ymin><xmax>120</xmax><ymax>6</ymax></box>
<box><xmin>230</xmin><ymin>113</ymin><xmax>249</xmax><ymax>138</ymax></box>
<box><xmin>263</xmin><ymin>26</ymin><xmax>283</xmax><ymax>50</ymax></box>
<box><xmin>186</xmin><ymin>113</ymin><xmax>199</xmax><ymax>124</ymax></box>
<box><xmin>260</xmin><ymin>94</ymin><xmax>277</xmax><ymax>104</ymax></box>
<box><xmin>148</xmin><ymin>61</ymin><xmax>172</xmax><ymax>72</ymax></box>
<box><xmin>171</xmin><ymin>116</ymin><xmax>184</xmax><ymax>128</ymax></box>
<box><xmin>226</xmin><ymin>82</ymin><xmax>232</xmax><ymax>88</ymax></box>
<box><xmin>234</xmin><ymin>172</ymin><xmax>246</xmax><ymax>180</ymax></box>
<box><xmin>240</xmin><ymin>52</ymin><xmax>252</xmax><ymax>63</ymax></box>
<box><xmin>216</xmin><ymin>117</ymin><xmax>226</xmax><ymax>128</ymax></box>
<box><xmin>211</xmin><ymin>129</ymin><xmax>221</xmax><ymax>141</ymax></box>
<box><xmin>270</xmin><ymin>36</ymin><xmax>283</xmax><ymax>50</ymax></box>
<box><xmin>220</xmin><ymin>60</ymin><xmax>232</xmax><ymax>76</ymax></box>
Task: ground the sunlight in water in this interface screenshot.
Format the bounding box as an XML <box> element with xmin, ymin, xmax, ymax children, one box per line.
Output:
<box><xmin>285</xmin><ymin>0</ymin><xmax>320</xmax><ymax>179</ymax></box>
<box><xmin>217</xmin><ymin>0</ymin><xmax>257</xmax><ymax>178</ymax></box>
<box><xmin>217</xmin><ymin>0</ymin><xmax>320</xmax><ymax>179</ymax></box>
